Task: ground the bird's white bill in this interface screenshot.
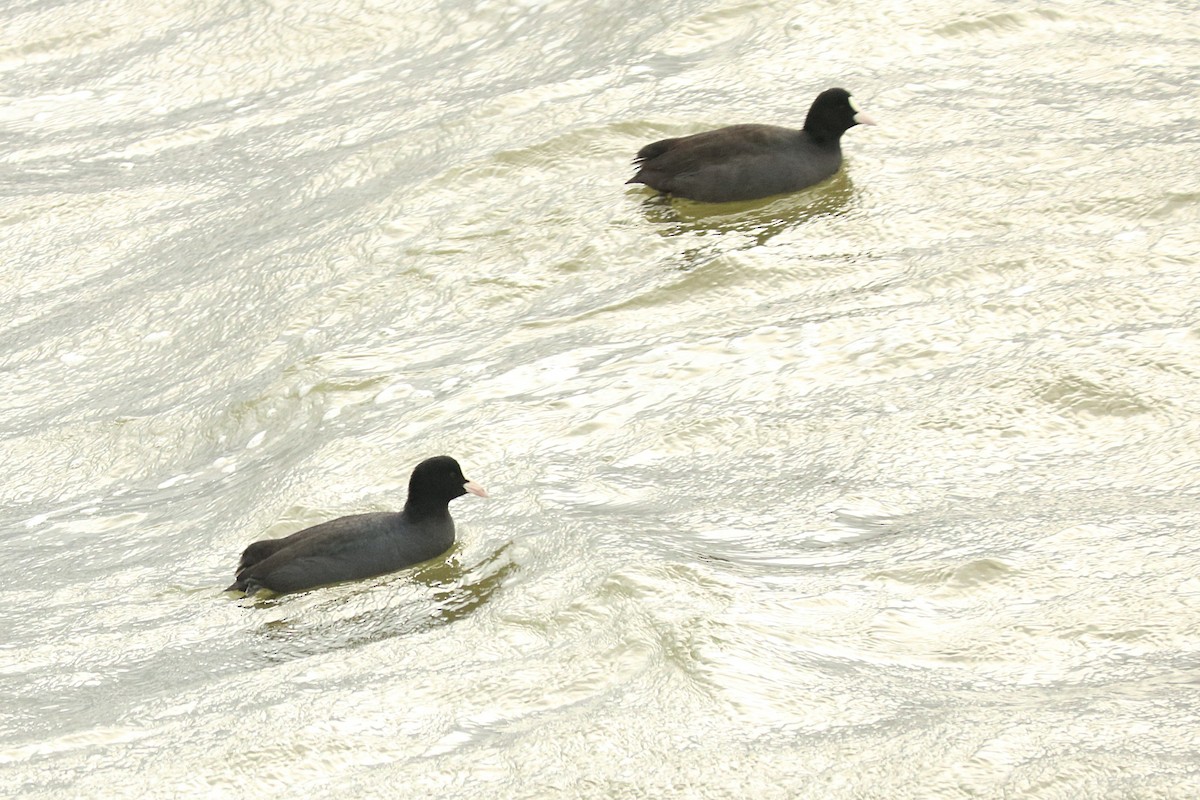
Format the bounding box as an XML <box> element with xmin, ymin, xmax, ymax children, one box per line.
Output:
<box><xmin>848</xmin><ymin>96</ymin><xmax>876</xmax><ymax>126</ymax></box>
<box><xmin>464</xmin><ymin>480</ymin><xmax>488</xmax><ymax>498</ymax></box>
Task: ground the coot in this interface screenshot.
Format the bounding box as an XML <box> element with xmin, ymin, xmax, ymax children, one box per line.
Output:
<box><xmin>226</xmin><ymin>455</ymin><xmax>487</xmax><ymax>597</ymax></box>
<box><xmin>627</xmin><ymin>87</ymin><xmax>875</xmax><ymax>203</ymax></box>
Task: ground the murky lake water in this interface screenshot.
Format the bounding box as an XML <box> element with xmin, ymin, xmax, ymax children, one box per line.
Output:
<box><xmin>2</xmin><ymin>0</ymin><xmax>1199</xmax><ymax>796</ymax></box>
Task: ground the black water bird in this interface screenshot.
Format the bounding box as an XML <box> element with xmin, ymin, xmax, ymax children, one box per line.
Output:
<box><xmin>627</xmin><ymin>87</ymin><xmax>875</xmax><ymax>203</ymax></box>
<box><xmin>226</xmin><ymin>455</ymin><xmax>487</xmax><ymax>597</ymax></box>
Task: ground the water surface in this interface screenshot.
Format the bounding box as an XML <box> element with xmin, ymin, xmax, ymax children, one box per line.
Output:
<box><xmin>2</xmin><ymin>0</ymin><xmax>1199</xmax><ymax>797</ymax></box>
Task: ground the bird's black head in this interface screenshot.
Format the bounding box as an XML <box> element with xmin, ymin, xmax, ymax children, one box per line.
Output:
<box><xmin>803</xmin><ymin>88</ymin><xmax>875</xmax><ymax>143</ymax></box>
<box><xmin>406</xmin><ymin>455</ymin><xmax>487</xmax><ymax>515</ymax></box>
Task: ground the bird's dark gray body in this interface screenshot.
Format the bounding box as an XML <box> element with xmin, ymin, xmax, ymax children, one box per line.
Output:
<box><xmin>229</xmin><ymin>511</ymin><xmax>456</xmax><ymax>596</ymax></box>
<box><xmin>631</xmin><ymin>124</ymin><xmax>842</xmax><ymax>203</ymax></box>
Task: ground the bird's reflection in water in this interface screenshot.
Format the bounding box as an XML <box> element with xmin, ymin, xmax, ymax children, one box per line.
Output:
<box><xmin>253</xmin><ymin>542</ymin><xmax>517</xmax><ymax>663</ymax></box>
<box><xmin>634</xmin><ymin>172</ymin><xmax>856</xmax><ymax>267</ymax></box>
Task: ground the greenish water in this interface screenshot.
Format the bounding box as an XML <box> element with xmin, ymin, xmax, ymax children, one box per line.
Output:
<box><xmin>2</xmin><ymin>0</ymin><xmax>1199</xmax><ymax>797</ymax></box>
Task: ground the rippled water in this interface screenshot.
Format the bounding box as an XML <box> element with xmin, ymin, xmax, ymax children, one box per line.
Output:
<box><xmin>3</xmin><ymin>0</ymin><xmax>1199</xmax><ymax>796</ymax></box>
